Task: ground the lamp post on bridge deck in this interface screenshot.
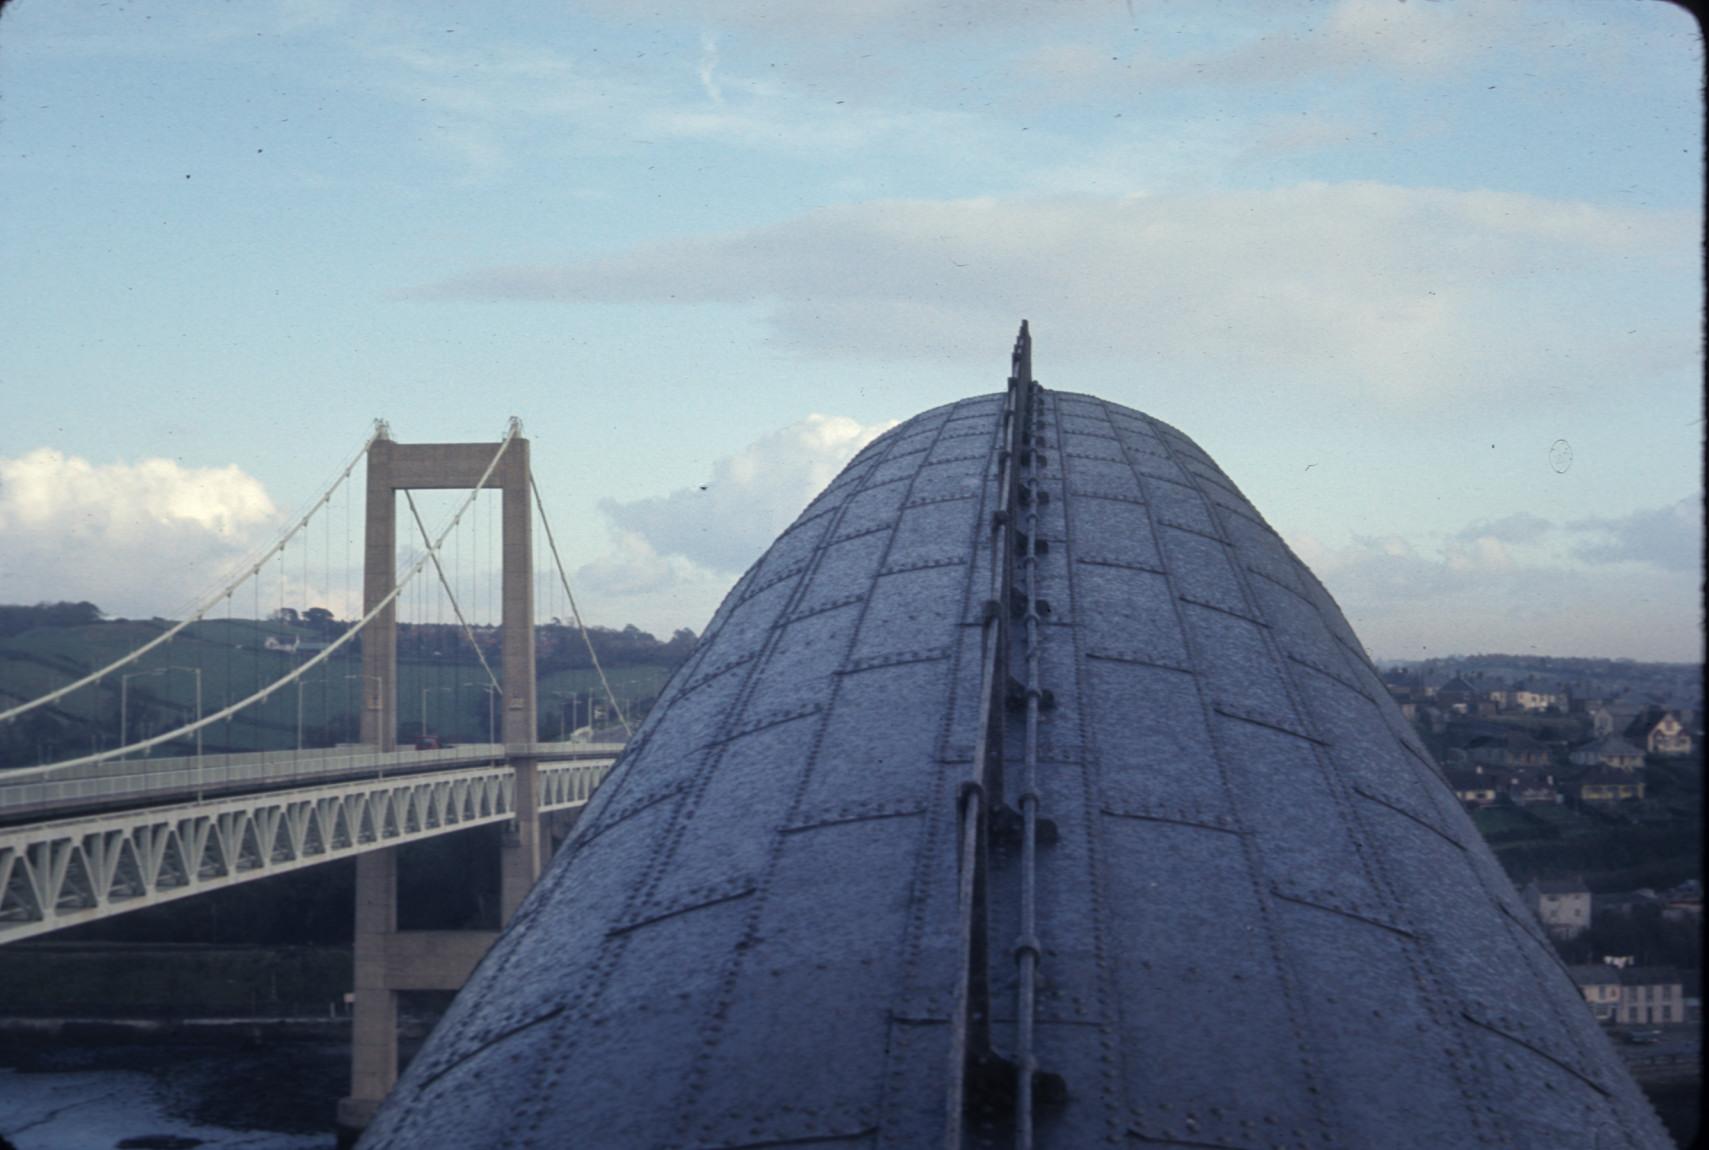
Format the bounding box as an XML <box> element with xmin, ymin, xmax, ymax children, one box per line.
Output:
<box><xmin>547</xmin><ymin>690</ymin><xmax>575</xmax><ymax>741</ymax></box>
<box><xmin>345</xmin><ymin>673</ymin><xmax>383</xmax><ymax>772</ymax></box>
<box><xmin>420</xmin><ymin>685</ymin><xmax>454</xmax><ymax>743</ymax></box>
<box><xmin>345</xmin><ymin>674</ymin><xmax>383</xmax><ymax>720</ymax></box>
<box><xmin>119</xmin><ymin>665</ymin><xmax>202</xmax><ymax>765</ymax></box>
<box><xmin>463</xmin><ymin>682</ymin><xmax>498</xmax><ymax>746</ymax></box>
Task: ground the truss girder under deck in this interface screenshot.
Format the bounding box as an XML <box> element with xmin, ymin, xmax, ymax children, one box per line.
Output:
<box><xmin>0</xmin><ymin>759</ymin><xmax>610</xmax><ymax>944</ymax></box>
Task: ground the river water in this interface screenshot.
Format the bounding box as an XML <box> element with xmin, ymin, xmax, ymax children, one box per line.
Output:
<box><xmin>0</xmin><ymin>1032</ymin><xmax>346</xmax><ymax>1150</ymax></box>
<box><xmin>1</xmin><ymin>1030</ymin><xmax>1695</xmax><ymax>1148</ymax></box>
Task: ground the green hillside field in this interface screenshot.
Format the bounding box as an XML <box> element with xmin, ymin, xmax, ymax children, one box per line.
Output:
<box><xmin>0</xmin><ymin>616</ymin><xmax>681</xmax><ymax>767</ymax></box>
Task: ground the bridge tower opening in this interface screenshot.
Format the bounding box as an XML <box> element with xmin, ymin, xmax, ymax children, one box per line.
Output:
<box><xmin>359</xmin><ymin>424</ymin><xmax>539</xmax><ymax>752</ymax></box>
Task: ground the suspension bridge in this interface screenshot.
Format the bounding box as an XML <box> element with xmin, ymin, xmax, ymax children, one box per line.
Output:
<box><xmin>0</xmin><ymin>418</ymin><xmax>638</xmax><ymax>1133</ymax></box>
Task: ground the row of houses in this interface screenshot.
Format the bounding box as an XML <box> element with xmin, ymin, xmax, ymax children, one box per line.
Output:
<box><xmin>1443</xmin><ymin>758</ymin><xmax>1647</xmax><ymax>808</ymax></box>
<box><xmin>1531</xmin><ymin>883</ymin><xmax>1700</xmax><ymax>1024</ymax></box>
<box><xmin>1393</xmin><ymin>676</ymin><xmax>1698</xmax><ymax>760</ymax></box>
<box><xmin>1425</xmin><ymin>699</ymin><xmax>1697</xmax><ymax>808</ymax></box>
<box><xmin>1522</xmin><ymin>878</ymin><xmax>1703</xmax><ymax>942</ymax></box>
<box><xmin>1567</xmin><ymin>964</ymin><xmax>1696</xmax><ymax>1026</ymax></box>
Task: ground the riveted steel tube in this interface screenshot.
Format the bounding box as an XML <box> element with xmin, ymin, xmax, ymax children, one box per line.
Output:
<box><xmin>945</xmin><ymin>322</ymin><xmax>1031</xmax><ymax>1149</ymax></box>
<box><xmin>1013</xmin><ymin>375</ymin><xmax>1045</xmax><ymax>1150</ymax></box>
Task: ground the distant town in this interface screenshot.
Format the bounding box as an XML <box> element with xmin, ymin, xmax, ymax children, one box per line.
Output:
<box><xmin>1380</xmin><ymin>654</ymin><xmax>1702</xmax><ymax>1124</ymax></box>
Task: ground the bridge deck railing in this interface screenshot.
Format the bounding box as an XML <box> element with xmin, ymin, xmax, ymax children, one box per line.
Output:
<box><xmin>0</xmin><ymin>741</ymin><xmax>626</xmax><ymax>822</ymax></box>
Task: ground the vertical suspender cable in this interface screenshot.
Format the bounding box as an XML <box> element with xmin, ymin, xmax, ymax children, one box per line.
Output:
<box><xmin>280</xmin><ymin>543</ymin><xmax>289</xmax><ymax>758</ymax></box>
<box><xmin>317</xmin><ymin>486</ymin><xmax>324</xmax><ymax>745</ymax></box>
<box><xmin>224</xmin><ymin>592</ymin><xmax>233</xmax><ymax>757</ymax></box>
<box><xmin>344</xmin><ymin>469</ymin><xmax>353</xmax><ymax>736</ymax></box>
<box><xmin>433</xmin><ymin>496</ymin><xmax>446</xmax><ymax>738</ymax></box>
<box><xmin>252</xmin><ymin>562</ymin><xmax>260</xmax><ymax>752</ymax></box>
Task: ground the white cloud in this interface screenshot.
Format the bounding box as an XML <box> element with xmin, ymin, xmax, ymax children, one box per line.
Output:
<box><xmin>359</xmin><ymin>39</ymin><xmax>642</xmax><ymax>178</ymax></box>
<box><xmin>409</xmin><ymin>183</ymin><xmax>1696</xmax><ymax>402</ymax></box>
<box><xmin>0</xmin><ymin>450</ymin><xmax>280</xmax><ymax>617</ymax></box>
<box><xmin>1452</xmin><ymin>512</ymin><xmax>1554</xmax><ymax>546</ymax></box>
<box><xmin>1293</xmin><ymin>498</ymin><xmax>1704</xmax><ymax>661</ymax></box>
<box><xmin>576</xmin><ymin>531</ymin><xmax>691</xmax><ymax>599</ymax></box>
<box><xmin>570</xmin><ymin>413</ymin><xmax>896</xmax><ymax>635</ymax></box>
<box><xmin>571</xmin><ymin>0</ymin><xmax>1051</xmax><ymax>38</ymax></box>
<box><xmin>362</xmin><ymin>32</ymin><xmax>992</xmax><ymax>180</ymax></box>
<box><xmin>698</xmin><ymin>32</ymin><xmax>724</xmax><ymax>104</ymax></box>
<box><xmin>600</xmin><ymin>412</ymin><xmax>897</xmax><ymax>572</ymax></box>
<box><xmin>275</xmin><ymin>0</ymin><xmax>349</xmax><ymax>34</ymax></box>
<box><xmin>1019</xmin><ymin>0</ymin><xmax>1503</xmax><ymax>97</ymax></box>
<box><xmin>0</xmin><ymin>450</ymin><xmax>275</xmax><ymax>540</ymax></box>
<box><xmin>638</xmin><ymin>102</ymin><xmax>986</xmax><ymax>155</ymax></box>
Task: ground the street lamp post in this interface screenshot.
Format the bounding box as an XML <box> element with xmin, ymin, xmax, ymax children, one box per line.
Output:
<box><xmin>546</xmin><ymin>691</ymin><xmax>575</xmax><ymax>741</ymax></box>
<box><xmin>344</xmin><ymin>673</ymin><xmax>383</xmax><ymax>719</ymax></box>
<box><xmin>119</xmin><ymin>666</ymin><xmax>203</xmax><ymax>762</ymax></box>
<box><xmin>462</xmin><ymin>682</ymin><xmax>498</xmax><ymax>745</ymax></box>
<box><xmin>294</xmin><ymin>674</ymin><xmax>326</xmax><ymax>751</ymax></box>
<box><xmin>420</xmin><ymin>685</ymin><xmax>454</xmax><ymax>742</ymax></box>
<box><xmin>341</xmin><ymin>673</ymin><xmax>382</xmax><ymax>745</ymax></box>
<box><xmin>461</xmin><ymin>682</ymin><xmax>497</xmax><ymax>746</ymax></box>
<box><xmin>343</xmin><ymin>672</ymin><xmax>384</xmax><ymax>773</ymax></box>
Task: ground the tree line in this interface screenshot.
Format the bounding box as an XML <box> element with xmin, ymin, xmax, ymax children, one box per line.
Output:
<box><xmin>0</xmin><ymin>601</ymin><xmax>103</xmax><ymax>639</ymax></box>
<box><xmin>1</xmin><ymin>601</ymin><xmax>699</xmax><ymax>671</ymax></box>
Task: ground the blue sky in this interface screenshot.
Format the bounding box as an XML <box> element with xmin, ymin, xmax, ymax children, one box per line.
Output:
<box><xmin>0</xmin><ymin>0</ymin><xmax>1701</xmax><ymax>661</ymax></box>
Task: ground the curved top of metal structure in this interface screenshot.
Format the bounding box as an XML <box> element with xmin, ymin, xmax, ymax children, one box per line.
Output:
<box><xmin>362</xmin><ymin>331</ymin><xmax>1670</xmax><ymax>1150</ymax></box>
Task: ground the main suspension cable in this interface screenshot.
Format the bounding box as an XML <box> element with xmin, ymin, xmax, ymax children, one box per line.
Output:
<box><xmin>0</xmin><ymin>424</ymin><xmax>383</xmax><ymax>725</ymax></box>
<box><xmin>11</xmin><ymin>421</ymin><xmax>522</xmax><ymax>776</ymax></box>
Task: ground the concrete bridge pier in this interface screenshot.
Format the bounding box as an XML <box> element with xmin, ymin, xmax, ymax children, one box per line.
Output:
<box><xmin>337</xmin><ymin>429</ymin><xmax>540</xmax><ymax>1145</ymax></box>
<box><xmin>501</xmin><ymin>759</ymin><xmax>541</xmax><ymax>918</ymax></box>
<box><xmin>334</xmin><ymin>846</ymin><xmax>506</xmax><ymax>1141</ymax></box>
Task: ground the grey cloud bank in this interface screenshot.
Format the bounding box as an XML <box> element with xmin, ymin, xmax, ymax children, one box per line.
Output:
<box><xmin>408</xmin><ymin>184</ymin><xmax>1695</xmax><ymax>402</ymax></box>
<box><xmin>1571</xmin><ymin>497</ymin><xmax>1703</xmax><ymax>573</ymax></box>
<box><xmin>1299</xmin><ymin>497</ymin><xmax>1703</xmax><ymax>660</ymax></box>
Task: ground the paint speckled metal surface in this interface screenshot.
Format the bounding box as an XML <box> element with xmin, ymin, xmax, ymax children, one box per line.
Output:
<box><xmin>360</xmin><ymin>381</ymin><xmax>1673</xmax><ymax>1150</ymax></box>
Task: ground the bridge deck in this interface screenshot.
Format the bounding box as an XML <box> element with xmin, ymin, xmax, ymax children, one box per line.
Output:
<box><xmin>0</xmin><ymin>752</ymin><xmax>617</xmax><ymax>943</ymax></box>
<box><xmin>0</xmin><ymin>742</ymin><xmax>625</xmax><ymax>822</ymax></box>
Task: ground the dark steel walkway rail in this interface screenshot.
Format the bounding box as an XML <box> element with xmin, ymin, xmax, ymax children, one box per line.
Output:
<box><xmin>360</xmin><ymin>326</ymin><xmax>1672</xmax><ymax>1150</ymax></box>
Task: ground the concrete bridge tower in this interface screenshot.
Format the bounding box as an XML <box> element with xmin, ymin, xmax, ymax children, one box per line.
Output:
<box><xmin>338</xmin><ymin>427</ymin><xmax>542</xmax><ymax>1138</ymax></box>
